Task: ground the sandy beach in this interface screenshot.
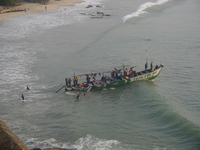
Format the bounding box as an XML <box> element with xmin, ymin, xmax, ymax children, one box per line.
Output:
<box><xmin>0</xmin><ymin>0</ymin><xmax>84</xmax><ymax>23</ymax></box>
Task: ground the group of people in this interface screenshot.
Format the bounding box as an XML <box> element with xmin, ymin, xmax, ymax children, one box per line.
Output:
<box><xmin>110</xmin><ymin>66</ymin><xmax>138</xmax><ymax>80</ymax></box>
<box><xmin>65</xmin><ymin>74</ymin><xmax>96</xmax><ymax>89</ymax></box>
<box><xmin>91</xmin><ymin>66</ymin><xmax>137</xmax><ymax>84</ymax></box>
<box><xmin>145</xmin><ymin>61</ymin><xmax>159</xmax><ymax>71</ymax></box>
<box><xmin>86</xmin><ymin>75</ymin><xmax>96</xmax><ymax>85</ymax></box>
<box><xmin>65</xmin><ymin>62</ymin><xmax>160</xmax><ymax>89</ymax></box>
<box><xmin>65</xmin><ymin>74</ymin><xmax>96</xmax><ymax>88</ymax></box>
<box><xmin>20</xmin><ymin>86</ymin><xmax>30</xmax><ymax>100</ymax></box>
<box><xmin>65</xmin><ymin>66</ymin><xmax>137</xmax><ymax>88</ymax></box>
<box><xmin>65</xmin><ymin>76</ymin><xmax>78</xmax><ymax>87</ymax></box>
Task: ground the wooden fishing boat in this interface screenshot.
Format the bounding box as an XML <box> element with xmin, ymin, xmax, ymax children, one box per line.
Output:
<box><xmin>60</xmin><ymin>64</ymin><xmax>164</xmax><ymax>93</ymax></box>
<box><xmin>93</xmin><ymin>64</ymin><xmax>163</xmax><ymax>90</ymax></box>
<box><xmin>0</xmin><ymin>8</ymin><xmax>25</xmax><ymax>14</ymax></box>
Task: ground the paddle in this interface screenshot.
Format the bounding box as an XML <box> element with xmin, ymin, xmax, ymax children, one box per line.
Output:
<box><xmin>55</xmin><ymin>85</ymin><xmax>65</xmax><ymax>93</ymax></box>
<box><xmin>86</xmin><ymin>86</ymin><xmax>92</xmax><ymax>92</ymax></box>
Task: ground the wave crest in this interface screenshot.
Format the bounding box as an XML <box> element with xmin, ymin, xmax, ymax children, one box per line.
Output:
<box><xmin>122</xmin><ymin>0</ymin><xmax>169</xmax><ymax>23</ymax></box>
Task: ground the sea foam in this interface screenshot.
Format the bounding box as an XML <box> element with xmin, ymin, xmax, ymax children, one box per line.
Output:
<box><xmin>122</xmin><ymin>0</ymin><xmax>170</xmax><ymax>23</ymax></box>
<box><xmin>26</xmin><ymin>134</ymin><xmax>120</xmax><ymax>150</ymax></box>
<box><xmin>0</xmin><ymin>0</ymin><xmax>103</xmax><ymax>40</ymax></box>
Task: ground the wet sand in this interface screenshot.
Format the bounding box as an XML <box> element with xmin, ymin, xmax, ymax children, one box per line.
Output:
<box><xmin>0</xmin><ymin>0</ymin><xmax>84</xmax><ymax>23</ymax></box>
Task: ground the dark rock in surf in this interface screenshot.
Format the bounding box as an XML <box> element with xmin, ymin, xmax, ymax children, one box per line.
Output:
<box><xmin>86</xmin><ymin>5</ymin><xmax>93</xmax><ymax>8</ymax></box>
<box><xmin>96</xmin><ymin>5</ymin><xmax>102</xmax><ymax>8</ymax></box>
<box><xmin>97</xmin><ymin>11</ymin><xmax>104</xmax><ymax>15</ymax></box>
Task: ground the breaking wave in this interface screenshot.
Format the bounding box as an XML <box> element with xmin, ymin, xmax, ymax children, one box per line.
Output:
<box><xmin>25</xmin><ymin>134</ymin><xmax>120</xmax><ymax>150</ymax></box>
<box><xmin>122</xmin><ymin>0</ymin><xmax>170</xmax><ymax>23</ymax></box>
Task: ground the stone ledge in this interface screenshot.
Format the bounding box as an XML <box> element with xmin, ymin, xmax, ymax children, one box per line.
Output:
<box><xmin>0</xmin><ymin>120</ymin><xmax>29</xmax><ymax>150</ymax></box>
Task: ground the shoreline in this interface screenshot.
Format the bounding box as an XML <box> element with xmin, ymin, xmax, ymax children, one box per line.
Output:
<box><xmin>0</xmin><ymin>0</ymin><xmax>84</xmax><ymax>24</ymax></box>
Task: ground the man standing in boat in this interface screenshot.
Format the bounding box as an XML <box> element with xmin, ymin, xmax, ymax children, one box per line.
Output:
<box><xmin>73</xmin><ymin>75</ymin><xmax>78</xmax><ymax>87</ymax></box>
<box><xmin>68</xmin><ymin>77</ymin><xmax>72</xmax><ymax>87</ymax></box>
<box><xmin>145</xmin><ymin>62</ymin><xmax>148</xmax><ymax>70</ymax></box>
<box><xmin>86</xmin><ymin>75</ymin><xmax>90</xmax><ymax>84</ymax></box>
<box><xmin>150</xmin><ymin>61</ymin><xmax>153</xmax><ymax>71</ymax></box>
<box><xmin>65</xmin><ymin>77</ymin><xmax>68</xmax><ymax>87</ymax></box>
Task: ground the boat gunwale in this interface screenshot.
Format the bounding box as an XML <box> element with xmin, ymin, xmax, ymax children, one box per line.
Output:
<box><xmin>93</xmin><ymin>66</ymin><xmax>163</xmax><ymax>89</ymax></box>
<box><xmin>64</xmin><ymin>64</ymin><xmax>163</xmax><ymax>92</ymax></box>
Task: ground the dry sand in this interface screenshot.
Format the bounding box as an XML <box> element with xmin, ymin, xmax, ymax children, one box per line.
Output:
<box><xmin>0</xmin><ymin>0</ymin><xmax>84</xmax><ymax>23</ymax></box>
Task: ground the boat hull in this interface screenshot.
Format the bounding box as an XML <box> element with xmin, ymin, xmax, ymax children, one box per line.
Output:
<box><xmin>93</xmin><ymin>67</ymin><xmax>163</xmax><ymax>89</ymax></box>
<box><xmin>63</xmin><ymin>65</ymin><xmax>163</xmax><ymax>92</ymax></box>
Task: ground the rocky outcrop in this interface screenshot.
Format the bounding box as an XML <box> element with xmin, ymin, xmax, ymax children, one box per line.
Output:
<box><xmin>0</xmin><ymin>120</ymin><xmax>76</xmax><ymax>150</ymax></box>
<box><xmin>0</xmin><ymin>120</ymin><xmax>29</xmax><ymax>150</ymax></box>
<box><xmin>86</xmin><ymin>5</ymin><xmax>93</xmax><ymax>8</ymax></box>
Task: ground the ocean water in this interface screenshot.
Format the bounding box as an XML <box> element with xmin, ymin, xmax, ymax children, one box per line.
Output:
<box><xmin>0</xmin><ymin>0</ymin><xmax>200</xmax><ymax>149</ymax></box>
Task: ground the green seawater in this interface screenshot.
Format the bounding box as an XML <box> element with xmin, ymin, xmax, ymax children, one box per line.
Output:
<box><xmin>0</xmin><ymin>0</ymin><xmax>200</xmax><ymax>149</ymax></box>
